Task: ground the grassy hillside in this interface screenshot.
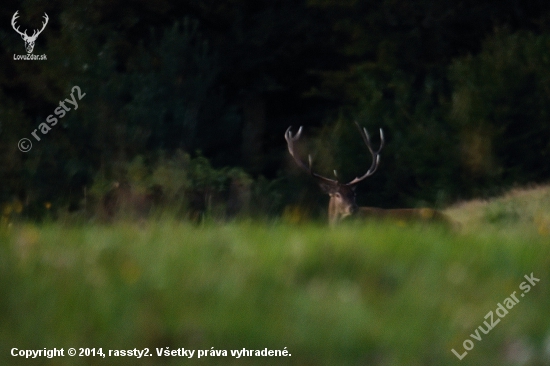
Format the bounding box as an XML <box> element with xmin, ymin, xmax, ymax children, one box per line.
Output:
<box><xmin>1</xmin><ymin>186</ymin><xmax>550</xmax><ymax>365</ymax></box>
<box><xmin>445</xmin><ymin>185</ymin><xmax>550</xmax><ymax>235</ymax></box>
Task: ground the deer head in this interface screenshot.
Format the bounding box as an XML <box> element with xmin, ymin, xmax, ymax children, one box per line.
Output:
<box><xmin>12</xmin><ymin>11</ymin><xmax>49</xmax><ymax>54</ymax></box>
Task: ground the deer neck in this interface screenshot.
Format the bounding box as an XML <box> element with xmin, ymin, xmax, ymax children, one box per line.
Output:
<box><xmin>328</xmin><ymin>196</ymin><xmax>339</xmax><ymax>226</ymax></box>
<box><xmin>328</xmin><ymin>195</ymin><xmax>354</xmax><ymax>226</ymax></box>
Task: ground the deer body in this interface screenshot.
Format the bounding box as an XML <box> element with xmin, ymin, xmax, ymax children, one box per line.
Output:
<box><xmin>343</xmin><ymin>205</ymin><xmax>451</xmax><ymax>225</ymax></box>
<box><xmin>285</xmin><ymin>122</ymin><xmax>451</xmax><ymax>227</ymax></box>
<box><xmin>323</xmin><ymin>181</ymin><xmax>450</xmax><ymax>226</ymax></box>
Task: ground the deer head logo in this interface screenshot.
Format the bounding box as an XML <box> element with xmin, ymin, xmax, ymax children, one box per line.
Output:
<box><xmin>11</xmin><ymin>11</ymin><xmax>49</xmax><ymax>54</ymax></box>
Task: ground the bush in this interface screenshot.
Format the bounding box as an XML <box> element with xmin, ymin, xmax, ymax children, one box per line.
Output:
<box><xmin>449</xmin><ymin>30</ymin><xmax>550</xmax><ymax>189</ymax></box>
<box><xmin>84</xmin><ymin>151</ymin><xmax>286</xmax><ymax>222</ymax></box>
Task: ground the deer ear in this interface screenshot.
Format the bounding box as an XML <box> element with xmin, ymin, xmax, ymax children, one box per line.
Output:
<box><xmin>319</xmin><ymin>182</ymin><xmax>336</xmax><ymax>194</ymax></box>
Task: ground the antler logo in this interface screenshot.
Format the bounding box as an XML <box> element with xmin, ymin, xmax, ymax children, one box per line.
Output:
<box><xmin>11</xmin><ymin>11</ymin><xmax>49</xmax><ymax>54</ymax></box>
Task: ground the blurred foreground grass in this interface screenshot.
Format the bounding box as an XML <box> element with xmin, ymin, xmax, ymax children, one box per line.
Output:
<box><xmin>1</xmin><ymin>186</ymin><xmax>550</xmax><ymax>365</ymax></box>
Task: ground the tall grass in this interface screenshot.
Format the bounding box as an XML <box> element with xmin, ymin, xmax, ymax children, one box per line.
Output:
<box><xmin>1</xmin><ymin>187</ymin><xmax>550</xmax><ymax>365</ymax></box>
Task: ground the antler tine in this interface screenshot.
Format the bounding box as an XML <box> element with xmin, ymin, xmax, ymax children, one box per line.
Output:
<box><xmin>11</xmin><ymin>10</ymin><xmax>19</xmax><ymax>24</ymax></box>
<box><xmin>354</xmin><ymin>121</ymin><xmax>384</xmax><ymax>155</ymax></box>
<box><xmin>285</xmin><ymin>126</ymin><xmax>338</xmax><ymax>185</ymax></box>
<box><xmin>40</xmin><ymin>13</ymin><xmax>49</xmax><ymax>30</ymax></box>
<box><xmin>11</xmin><ymin>11</ymin><xmax>27</xmax><ymax>37</ymax></box>
<box><xmin>285</xmin><ymin>126</ymin><xmax>308</xmax><ymax>171</ymax></box>
<box><xmin>346</xmin><ymin>122</ymin><xmax>384</xmax><ymax>186</ymax></box>
<box><xmin>32</xmin><ymin>13</ymin><xmax>49</xmax><ymax>38</ymax></box>
<box><xmin>285</xmin><ymin>126</ymin><xmax>310</xmax><ymax>173</ymax></box>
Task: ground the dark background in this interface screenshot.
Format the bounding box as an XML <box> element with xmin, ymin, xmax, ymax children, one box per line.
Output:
<box><xmin>1</xmin><ymin>0</ymin><xmax>550</xmax><ymax>220</ymax></box>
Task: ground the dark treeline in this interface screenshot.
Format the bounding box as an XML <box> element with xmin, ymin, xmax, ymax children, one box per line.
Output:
<box><xmin>1</xmin><ymin>0</ymin><xmax>550</xmax><ymax>220</ymax></box>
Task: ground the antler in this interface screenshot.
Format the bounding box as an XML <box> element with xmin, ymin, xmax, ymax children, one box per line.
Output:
<box><xmin>11</xmin><ymin>11</ymin><xmax>27</xmax><ymax>38</ymax></box>
<box><xmin>285</xmin><ymin>123</ymin><xmax>384</xmax><ymax>187</ymax></box>
<box><xmin>285</xmin><ymin>126</ymin><xmax>338</xmax><ymax>186</ymax></box>
<box><xmin>11</xmin><ymin>11</ymin><xmax>48</xmax><ymax>40</ymax></box>
<box><xmin>345</xmin><ymin>122</ymin><xmax>384</xmax><ymax>186</ymax></box>
<box><xmin>32</xmin><ymin>13</ymin><xmax>49</xmax><ymax>39</ymax></box>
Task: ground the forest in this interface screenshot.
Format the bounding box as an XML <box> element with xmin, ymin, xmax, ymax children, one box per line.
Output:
<box><xmin>1</xmin><ymin>0</ymin><xmax>550</xmax><ymax>220</ymax></box>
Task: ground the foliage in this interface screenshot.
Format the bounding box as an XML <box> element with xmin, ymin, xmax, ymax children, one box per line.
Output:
<box><xmin>445</xmin><ymin>185</ymin><xmax>550</xmax><ymax>235</ymax></box>
<box><xmin>2</xmin><ymin>1</ymin><xmax>550</xmax><ymax>217</ymax></box>
<box><xmin>125</xmin><ymin>18</ymin><xmax>240</xmax><ymax>156</ymax></box>
<box><xmin>2</xmin><ymin>187</ymin><xmax>550</xmax><ymax>364</ymax></box>
<box><xmin>310</xmin><ymin>29</ymin><xmax>550</xmax><ymax>205</ymax></box>
<box><xmin>77</xmin><ymin>150</ymin><xmax>288</xmax><ymax>222</ymax></box>
<box><xmin>449</xmin><ymin>30</ymin><xmax>550</xmax><ymax>190</ymax></box>
<box><xmin>329</xmin><ymin>66</ymin><xmax>458</xmax><ymax>207</ymax></box>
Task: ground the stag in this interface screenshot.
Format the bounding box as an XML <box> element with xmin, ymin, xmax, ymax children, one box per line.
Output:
<box><xmin>285</xmin><ymin>122</ymin><xmax>451</xmax><ymax>226</ymax></box>
<box><xmin>12</xmin><ymin>11</ymin><xmax>49</xmax><ymax>54</ymax></box>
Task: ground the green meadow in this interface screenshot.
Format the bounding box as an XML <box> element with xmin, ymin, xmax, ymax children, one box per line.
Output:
<box><xmin>1</xmin><ymin>186</ymin><xmax>550</xmax><ymax>365</ymax></box>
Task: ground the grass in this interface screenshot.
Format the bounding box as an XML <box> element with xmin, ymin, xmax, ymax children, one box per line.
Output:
<box><xmin>1</xmin><ymin>186</ymin><xmax>550</xmax><ymax>365</ymax></box>
<box><xmin>445</xmin><ymin>184</ymin><xmax>550</xmax><ymax>235</ymax></box>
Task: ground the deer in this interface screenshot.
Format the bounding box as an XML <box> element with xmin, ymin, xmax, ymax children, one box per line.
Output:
<box><xmin>285</xmin><ymin>122</ymin><xmax>452</xmax><ymax>227</ymax></box>
<box><xmin>11</xmin><ymin>11</ymin><xmax>49</xmax><ymax>54</ymax></box>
